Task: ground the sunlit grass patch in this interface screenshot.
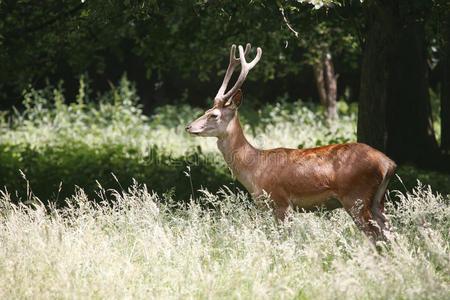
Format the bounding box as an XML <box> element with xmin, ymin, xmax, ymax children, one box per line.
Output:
<box><xmin>0</xmin><ymin>182</ymin><xmax>448</xmax><ymax>299</ymax></box>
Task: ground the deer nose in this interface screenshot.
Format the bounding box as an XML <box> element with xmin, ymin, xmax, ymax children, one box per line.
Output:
<box><xmin>185</xmin><ymin>125</ymin><xmax>191</xmax><ymax>132</ymax></box>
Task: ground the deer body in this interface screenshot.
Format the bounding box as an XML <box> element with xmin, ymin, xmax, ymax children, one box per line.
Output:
<box><xmin>186</xmin><ymin>44</ymin><xmax>396</xmax><ymax>241</ymax></box>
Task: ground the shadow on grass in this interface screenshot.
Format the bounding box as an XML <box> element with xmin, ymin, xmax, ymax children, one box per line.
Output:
<box><xmin>0</xmin><ymin>143</ymin><xmax>242</xmax><ymax>206</ymax></box>
<box><xmin>0</xmin><ymin>143</ymin><xmax>448</xmax><ymax>207</ymax></box>
<box><xmin>392</xmin><ymin>165</ymin><xmax>450</xmax><ymax>196</ymax></box>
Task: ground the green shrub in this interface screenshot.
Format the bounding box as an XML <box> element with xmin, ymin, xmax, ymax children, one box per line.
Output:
<box><xmin>0</xmin><ymin>76</ymin><xmax>448</xmax><ymax>205</ymax></box>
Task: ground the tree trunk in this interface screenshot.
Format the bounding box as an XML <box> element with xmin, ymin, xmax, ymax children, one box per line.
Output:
<box><xmin>313</xmin><ymin>53</ymin><xmax>338</xmax><ymax>121</ymax></box>
<box><xmin>358</xmin><ymin>1</ymin><xmax>442</xmax><ymax>168</ymax></box>
<box><xmin>324</xmin><ymin>53</ymin><xmax>338</xmax><ymax>121</ymax></box>
<box><xmin>357</xmin><ymin>8</ymin><xmax>390</xmax><ymax>152</ymax></box>
<box><xmin>385</xmin><ymin>19</ymin><xmax>440</xmax><ymax>166</ymax></box>
<box><xmin>313</xmin><ymin>59</ymin><xmax>327</xmax><ymax>107</ymax></box>
<box><xmin>441</xmin><ymin>28</ymin><xmax>450</xmax><ymax>155</ymax></box>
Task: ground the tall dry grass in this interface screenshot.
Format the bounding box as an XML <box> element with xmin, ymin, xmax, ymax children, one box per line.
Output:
<box><xmin>0</xmin><ymin>181</ymin><xmax>448</xmax><ymax>299</ymax></box>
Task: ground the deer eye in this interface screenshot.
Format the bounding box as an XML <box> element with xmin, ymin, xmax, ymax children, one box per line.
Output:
<box><xmin>209</xmin><ymin>113</ymin><xmax>218</xmax><ymax>119</ymax></box>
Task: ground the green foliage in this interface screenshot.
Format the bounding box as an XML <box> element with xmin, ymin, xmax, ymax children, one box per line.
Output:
<box><xmin>0</xmin><ymin>0</ymin><xmax>363</xmax><ymax>105</ymax></box>
<box><xmin>393</xmin><ymin>165</ymin><xmax>450</xmax><ymax>198</ymax></box>
<box><xmin>0</xmin><ymin>77</ymin><xmax>448</xmax><ymax>206</ymax></box>
<box><xmin>429</xmin><ymin>88</ymin><xmax>441</xmax><ymax>144</ymax></box>
<box><xmin>0</xmin><ymin>76</ymin><xmax>226</xmax><ymax>204</ymax></box>
<box><xmin>0</xmin><ymin>76</ymin><xmax>354</xmax><ymax>204</ymax></box>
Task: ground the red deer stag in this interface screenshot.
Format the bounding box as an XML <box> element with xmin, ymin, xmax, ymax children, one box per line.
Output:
<box><xmin>185</xmin><ymin>44</ymin><xmax>396</xmax><ymax>242</ymax></box>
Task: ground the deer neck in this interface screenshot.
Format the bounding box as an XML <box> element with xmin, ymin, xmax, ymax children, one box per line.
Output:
<box><xmin>217</xmin><ymin>113</ymin><xmax>259</xmax><ymax>189</ymax></box>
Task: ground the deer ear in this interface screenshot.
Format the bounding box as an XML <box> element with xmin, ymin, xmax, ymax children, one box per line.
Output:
<box><xmin>233</xmin><ymin>89</ymin><xmax>243</xmax><ymax>107</ymax></box>
<box><xmin>224</xmin><ymin>89</ymin><xmax>243</xmax><ymax>109</ymax></box>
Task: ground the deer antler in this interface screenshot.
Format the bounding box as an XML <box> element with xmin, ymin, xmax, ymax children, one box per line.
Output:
<box><xmin>214</xmin><ymin>43</ymin><xmax>262</xmax><ymax>106</ymax></box>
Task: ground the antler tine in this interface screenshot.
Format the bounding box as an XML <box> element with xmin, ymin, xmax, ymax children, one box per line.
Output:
<box><xmin>214</xmin><ymin>45</ymin><xmax>240</xmax><ymax>105</ymax></box>
<box><xmin>244</xmin><ymin>43</ymin><xmax>251</xmax><ymax>56</ymax></box>
<box><xmin>221</xmin><ymin>44</ymin><xmax>262</xmax><ymax>102</ymax></box>
<box><xmin>248</xmin><ymin>47</ymin><xmax>262</xmax><ymax>69</ymax></box>
<box><xmin>240</xmin><ymin>44</ymin><xmax>262</xmax><ymax>69</ymax></box>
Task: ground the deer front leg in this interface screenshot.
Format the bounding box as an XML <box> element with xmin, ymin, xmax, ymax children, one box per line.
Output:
<box><xmin>271</xmin><ymin>194</ymin><xmax>292</xmax><ymax>223</ymax></box>
<box><xmin>274</xmin><ymin>205</ymin><xmax>291</xmax><ymax>222</ymax></box>
<box><xmin>253</xmin><ymin>191</ymin><xmax>291</xmax><ymax>223</ymax></box>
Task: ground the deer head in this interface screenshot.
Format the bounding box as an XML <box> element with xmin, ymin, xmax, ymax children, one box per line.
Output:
<box><xmin>185</xmin><ymin>44</ymin><xmax>262</xmax><ymax>138</ymax></box>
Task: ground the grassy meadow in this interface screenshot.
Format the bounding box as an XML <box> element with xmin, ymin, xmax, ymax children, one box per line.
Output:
<box><xmin>0</xmin><ymin>77</ymin><xmax>449</xmax><ymax>299</ymax></box>
<box><xmin>0</xmin><ymin>181</ymin><xmax>448</xmax><ymax>299</ymax></box>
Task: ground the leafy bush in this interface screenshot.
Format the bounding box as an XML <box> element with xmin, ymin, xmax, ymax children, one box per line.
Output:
<box><xmin>0</xmin><ymin>76</ymin><xmax>356</xmax><ymax>204</ymax></box>
<box><xmin>0</xmin><ymin>76</ymin><xmax>448</xmax><ymax>206</ymax></box>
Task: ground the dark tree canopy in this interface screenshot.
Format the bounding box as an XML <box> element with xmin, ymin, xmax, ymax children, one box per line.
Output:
<box><xmin>0</xmin><ymin>1</ymin><xmax>361</xmax><ymax>108</ymax></box>
<box><xmin>0</xmin><ymin>0</ymin><xmax>449</xmax><ymax>169</ymax></box>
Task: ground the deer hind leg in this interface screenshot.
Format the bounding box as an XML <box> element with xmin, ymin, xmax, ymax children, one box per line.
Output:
<box><xmin>370</xmin><ymin>194</ymin><xmax>389</xmax><ymax>240</ymax></box>
<box><xmin>341</xmin><ymin>170</ymin><xmax>395</xmax><ymax>243</ymax></box>
<box><xmin>340</xmin><ymin>188</ymin><xmax>383</xmax><ymax>243</ymax></box>
<box><xmin>370</xmin><ymin>168</ymin><xmax>396</xmax><ymax>240</ymax></box>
